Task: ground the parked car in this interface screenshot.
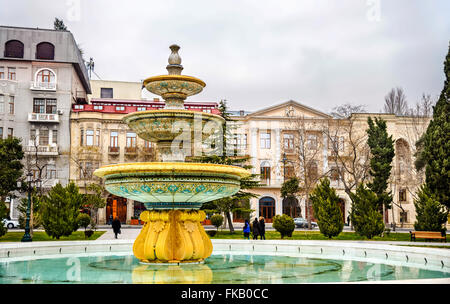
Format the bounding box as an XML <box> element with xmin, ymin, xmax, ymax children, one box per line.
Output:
<box><xmin>2</xmin><ymin>219</ymin><xmax>20</xmax><ymax>229</ymax></box>
<box><xmin>294</xmin><ymin>217</ymin><xmax>318</xmax><ymax>228</ymax></box>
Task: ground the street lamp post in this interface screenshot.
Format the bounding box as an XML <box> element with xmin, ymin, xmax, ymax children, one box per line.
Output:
<box><xmin>21</xmin><ymin>173</ymin><xmax>41</xmax><ymax>242</ymax></box>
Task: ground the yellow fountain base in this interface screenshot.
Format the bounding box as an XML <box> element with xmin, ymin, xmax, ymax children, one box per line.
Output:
<box><xmin>132</xmin><ymin>209</ymin><xmax>213</xmax><ymax>263</ymax></box>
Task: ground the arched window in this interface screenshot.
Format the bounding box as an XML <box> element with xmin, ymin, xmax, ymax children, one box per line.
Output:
<box><xmin>36</xmin><ymin>42</ymin><xmax>55</xmax><ymax>60</ymax></box>
<box><xmin>34</xmin><ymin>69</ymin><xmax>56</xmax><ymax>90</ymax></box>
<box><xmin>259</xmin><ymin>196</ymin><xmax>275</xmax><ymax>222</ymax></box>
<box><xmin>4</xmin><ymin>40</ymin><xmax>24</xmax><ymax>58</ymax></box>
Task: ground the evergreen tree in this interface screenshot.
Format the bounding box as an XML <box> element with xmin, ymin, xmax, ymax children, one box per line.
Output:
<box><xmin>18</xmin><ymin>192</ymin><xmax>42</xmax><ymax>229</ymax></box>
<box><xmin>417</xmin><ymin>43</ymin><xmax>450</xmax><ymax>208</ymax></box>
<box><xmin>53</xmin><ymin>18</ymin><xmax>67</xmax><ymax>31</ymax></box>
<box><xmin>310</xmin><ymin>178</ymin><xmax>344</xmax><ymax>238</ymax></box>
<box><xmin>366</xmin><ymin>116</ymin><xmax>395</xmax><ymax>212</ymax></box>
<box><xmin>0</xmin><ymin>202</ymin><xmax>8</xmax><ymax>237</ymax></box>
<box><xmin>40</xmin><ymin>182</ymin><xmax>84</xmax><ymax>239</ymax></box>
<box><xmin>413</xmin><ymin>185</ymin><xmax>448</xmax><ymax>233</ymax></box>
<box><xmin>0</xmin><ymin>137</ymin><xmax>24</xmax><ymax>204</ymax></box>
<box><xmin>350</xmin><ymin>184</ymin><xmax>385</xmax><ymax>239</ymax></box>
<box><xmin>273</xmin><ymin>214</ymin><xmax>295</xmax><ymax>239</ymax></box>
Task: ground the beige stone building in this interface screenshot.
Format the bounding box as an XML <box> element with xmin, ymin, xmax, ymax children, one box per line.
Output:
<box><xmin>229</xmin><ymin>100</ymin><xmax>431</xmax><ymax>228</ymax></box>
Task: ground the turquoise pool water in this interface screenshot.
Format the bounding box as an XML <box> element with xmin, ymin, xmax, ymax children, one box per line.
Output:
<box><xmin>0</xmin><ymin>254</ymin><xmax>448</xmax><ymax>283</ymax></box>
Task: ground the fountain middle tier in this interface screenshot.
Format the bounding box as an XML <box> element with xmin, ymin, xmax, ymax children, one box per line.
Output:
<box><xmin>93</xmin><ymin>162</ymin><xmax>250</xmax><ymax>210</ymax></box>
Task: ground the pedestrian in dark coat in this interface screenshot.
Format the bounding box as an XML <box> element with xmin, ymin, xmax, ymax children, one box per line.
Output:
<box><xmin>252</xmin><ymin>218</ymin><xmax>260</xmax><ymax>240</ymax></box>
<box><xmin>258</xmin><ymin>216</ymin><xmax>266</xmax><ymax>240</ymax></box>
<box><xmin>112</xmin><ymin>217</ymin><xmax>121</xmax><ymax>239</ymax></box>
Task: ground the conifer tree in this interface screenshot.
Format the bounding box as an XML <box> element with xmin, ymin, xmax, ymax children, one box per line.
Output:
<box><xmin>0</xmin><ymin>202</ymin><xmax>8</xmax><ymax>237</ymax></box>
<box><xmin>40</xmin><ymin>182</ymin><xmax>84</xmax><ymax>239</ymax></box>
<box><xmin>310</xmin><ymin>178</ymin><xmax>344</xmax><ymax>238</ymax></box>
<box><xmin>413</xmin><ymin>185</ymin><xmax>448</xmax><ymax>233</ymax></box>
<box><xmin>417</xmin><ymin>43</ymin><xmax>450</xmax><ymax>208</ymax></box>
<box><xmin>53</xmin><ymin>18</ymin><xmax>67</xmax><ymax>31</ymax></box>
<box><xmin>350</xmin><ymin>184</ymin><xmax>385</xmax><ymax>239</ymax></box>
<box><xmin>366</xmin><ymin>116</ymin><xmax>395</xmax><ymax>212</ymax></box>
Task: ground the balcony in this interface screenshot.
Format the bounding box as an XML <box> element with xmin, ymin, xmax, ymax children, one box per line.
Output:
<box><xmin>125</xmin><ymin>146</ymin><xmax>138</xmax><ymax>155</ymax></box>
<box><xmin>24</xmin><ymin>145</ymin><xmax>59</xmax><ymax>156</ymax></box>
<box><xmin>108</xmin><ymin>146</ymin><xmax>120</xmax><ymax>155</ymax></box>
<box><xmin>28</xmin><ymin>113</ymin><xmax>60</xmax><ymax>123</ymax></box>
<box><xmin>30</xmin><ymin>81</ymin><xmax>57</xmax><ymax>91</ymax></box>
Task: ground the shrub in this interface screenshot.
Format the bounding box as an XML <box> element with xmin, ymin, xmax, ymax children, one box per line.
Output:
<box><xmin>210</xmin><ymin>214</ymin><xmax>224</xmax><ymax>231</ymax></box>
<box><xmin>350</xmin><ymin>184</ymin><xmax>385</xmax><ymax>239</ymax></box>
<box><xmin>273</xmin><ymin>214</ymin><xmax>295</xmax><ymax>239</ymax></box>
<box><xmin>414</xmin><ymin>185</ymin><xmax>448</xmax><ymax>233</ymax></box>
<box><xmin>206</xmin><ymin>230</ymin><xmax>217</xmax><ymax>237</ymax></box>
<box><xmin>77</xmin><ymin>213</ymin><xmax>91</xmax><ymax>230</ymax></box>
<box><xmin>310</xmin><ymin>178</ymin><xmax>344</xmax><ymax>238</ymax></box>
<box><xmin>0</xmin><ymin>202</ymin><xmax>8</xmax><ymax>237</ymax></box>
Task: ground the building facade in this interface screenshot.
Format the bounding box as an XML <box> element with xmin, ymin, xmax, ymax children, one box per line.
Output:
<box><xmin>0</xmin><ymin>26</ymin><xmax>91</xmax><ymax>219</ymax></box>
<box><xmin>229</xmin><ymin>100</ymin><xmax>431</xmax><ymax>228</ymax></box>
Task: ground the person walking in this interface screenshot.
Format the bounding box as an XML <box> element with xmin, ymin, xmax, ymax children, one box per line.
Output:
<box><xmin>243</xmin><ymin>219</ymin><xmax>250</xmax><ymax>240</ymax></box>
<box><xmin>258</xmin><ymin>216</ymin><xmax>266</xmax><ymax>240</ymax></box>
<box><xmin>252</xmin><ymin>217</ymin><xmax>260</xmax><ymax>240</ymax></box>
<box><xmin>112</xmin><ymin>217</ymin><xmax>121</xmax><ymax>239</ymax></box>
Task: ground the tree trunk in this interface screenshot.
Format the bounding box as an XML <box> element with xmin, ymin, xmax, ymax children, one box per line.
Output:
<box><xmin>226</xmin><ymin>212</ymin><xmax>234</xmax><ymax>233</ymax></box>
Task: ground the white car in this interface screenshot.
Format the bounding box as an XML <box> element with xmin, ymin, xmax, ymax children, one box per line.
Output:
<box><xmin>2</xmin><ymin>219</ymin><xmax>19</xmax><ymax>229</ymax></box>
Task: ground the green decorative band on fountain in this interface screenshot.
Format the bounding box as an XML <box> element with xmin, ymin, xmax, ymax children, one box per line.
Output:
<box><xmin>93</xmin><ymin>44</ymin><xmax>249</xmax><ymax>263</ymax></box>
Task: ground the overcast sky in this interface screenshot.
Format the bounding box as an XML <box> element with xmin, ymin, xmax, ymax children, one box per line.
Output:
<box><xmin>1</xmin><ymin>0</ymin><xmax>449</xmax><ymax>113</ymax></box>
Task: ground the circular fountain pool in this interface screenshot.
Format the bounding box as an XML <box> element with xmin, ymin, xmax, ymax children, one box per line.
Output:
<box><xmin>0</xmin><ymin>240</ymin><xmax>449</xmax><ymax>284</ymax></box>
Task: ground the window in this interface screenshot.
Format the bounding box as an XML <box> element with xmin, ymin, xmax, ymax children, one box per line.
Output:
<box><xmin>400</xmin><ymin>211</ymin><xmax>408</xmax><ymax>223</ymax></box>
<box><xmin>4</xmin><ymin>40</ymin><xmax>24</xmax><ymax>58</ymax></box>
<box><xmin>39</xmin><ymin>129</ymin><xmax>49</xmax><ymax>145</ymax></box>
<box><xmin>330</xmin><ymin>166</ymin><xmax>341</xmax><ymax>183</ymax></box>
<box><xmin>0</xmin><ymin>67</ymin><xmax>4</xmax><ymax>79</ymax></box>
<box><xmin>283</xmin><ymin>134</ymin><xmax>294</xmax><ymax>150</ymax></box>
<box><xmin>80</xmin><ymin>128</ymin><xmax>84</xmax><ymax>146</ymax></box>
<box><xmin>260</xmin><ymin>161</ymin><xmax>271</xmax><ymax>184</ymax></box>
<box><xmin>144</xmin><ymin>140</ymin><xmax>152</xmax><ymax>148</ymax></box>
<box><xmin>93</xmin><ymin>105</ymin><xmax>103</xmax><ymax>110</ymax></box>
<box><xmin>0</xmin><ymin>95</ymin><xmax>4</xmax><ymax>113</ymax></box>
<box><xmin>74</xmin><ymin>105</ymin><xmax>84</xmax><ymax>110</ymax></box>
<box><xmin>260</xmin><ymin>132</ymin><xmax>271</xmax><ymax>149</ymax></box>
<box><xmin>399</xmin><ymin>189</ymin><xmax>407</xmax><ymax>202</ymax></box>
<box><xmin>35</xmin><ymin>69</ymin><xmax>56</xmax><ymax>88</ymax></box>
<box><xmin>307</xmin><ymin>161</ymin><xmax>318</xmax><ymax>181</ymax></box>
<box><xmin>8</xmin><ymin>96</ymin><xmax>14</xmax><ymax>114</ymax></box>
<box><xmin>85</xmin><ymin>129</ymin><xmax>94</xmax><ymax>146</ymax></box>
<box><xmin>115</xmin><ymin>106</ymin><xmax>125</xmax><ymax>111</ymax></box>
<box><xmin>329</xmin><ymin>136</ymin><xmax>344</xmax><ymax>151</ymax></box>
<box><xmin>7</xmin><ymin>128</ymin><xmax>13</xmax><ymax>138</ymax></box>
<box><xmin>126</xmin><ymin>132</ymin><xmax>136</xmax><ymax>147</ymax></box>
<box><xmin>110</xmin><ymin>131</ymin><xmax>118</xmax><ymax>147</ymax></box>
<box><xmin>0</xmin><ymin>127</ymin><xmax>3</xmax><ymax>139</ymax></box>
<box><xmin>307</xmin><ymin>134</ymin><xmax>318</xmax><ymax>150</ymax></box>
<box><xmin>46</xmin><ymin>165</ymin><xmax>57</xmax><ymax>179</ymax></box>
<box><xmin>100</xmin><ymin>88</ymin><xmax>113</xmax><ymax>98</ymax></box>
<box><xmin>36</xmin><ymin>42</ymin><xmax>55</xmax><ymax>60</ymax></box>
<box><xmin>52</xmin><ymin>130</ymin><xmax>58</xmax><ymax>145</ymax></box>
<box><xmin>30</xmin><ymin>129</ymin><xmax>36</xmax><ymax>144</ymax></box>
<box><xmin>33</xmin><ymin>98</ymin><xmax>56</xmax><ymax>114</ymax></box>
<box><xmin>137</xmin><ymin>107</ymin><xmax>146</xmax><ymax>111</ymax></box>
<box><xmin>285</xmin><ymin>166</ymin><xmax>295</xmax><ymax>179</ymax></box>
<box><xmin>7</xmin><ymin>67</ymin><xmax>16</xmax><ymax>80</ymax></box>
<box><xmin>46</xmin><ymin>99</ymin><xmax>57</xmax><ymax>114</ymax></box>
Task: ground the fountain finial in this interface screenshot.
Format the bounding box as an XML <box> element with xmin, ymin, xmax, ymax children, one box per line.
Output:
<box><xmin>166</xmin><ymin>44</ymin><xmax>183</xmax><ymax>75</ymax></box>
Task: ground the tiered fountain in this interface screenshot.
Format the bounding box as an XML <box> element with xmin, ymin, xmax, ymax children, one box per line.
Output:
<box><xmin>94</xmin><ymin>45</ymin><xmax>249</xmax><ymax>264</ymax></box>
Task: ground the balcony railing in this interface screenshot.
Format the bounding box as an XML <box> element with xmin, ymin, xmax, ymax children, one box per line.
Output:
<box><xmin>125</xmin><ymin>147</ymin><xmax>137</xmax><ymax>155</ymax></box>
<box><xmin>24</xmin><ymin>145</ymin><xmax>59</xmax><ymax>156</ymax></box>
<box><xmin>30</xmin><ymin>81</ymin><xmax>57</xmax><ymax>91</ymax></box>
<box><xmin>108</xmin><ymin>146</ymin><xmax>120</xmax><ymax>154</ymax></box>
<box><xmin>28</xmin><ymin>113</ymin><xmax>60</xmax><ymax>123</ymax></box>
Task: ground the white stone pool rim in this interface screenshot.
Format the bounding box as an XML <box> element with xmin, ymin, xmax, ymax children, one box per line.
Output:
<box><xmin>0</xmin><ymin>239</ymin><xmax>449</xmax><ymax>284</ymax></box>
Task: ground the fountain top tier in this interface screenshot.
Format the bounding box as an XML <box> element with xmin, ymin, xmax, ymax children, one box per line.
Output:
<box><xmin>142</xmin><ymin>44</ymin><xmax>206</xmax><ymax>110</ymax></box>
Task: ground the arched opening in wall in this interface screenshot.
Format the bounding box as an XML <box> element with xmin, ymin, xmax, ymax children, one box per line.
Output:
<box><xmin>259</xmin><ymin>196</ymin><xmax>275</xmax><ymax>223</ymax></box>
<box><xmin>395</xmin><ymin>139</ymin><xmax>411</xmax><ymax>178</ymax></box>
<box><xmin>35</xmin><ymin>69</ymin><xmax>56</xmax><ymax>89</ymax></box>
<box><xmin>106</xmin><ymin>195</ymin><xmax>127</xmax><ymax>224</ymax></box>
<box><xmin>282</xmin><ymin>196</ymin><xmax>301</xmax><ymax>218</ymax></box>
<box><xmin>4</xmin><ymin>40</ymin><xmax>24</xmax><ymax>58</ymax></box>
<box><xmin>36</xmin><ymin>42</ymin><xmax>55</xmax><ymax>60</ymax></box>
